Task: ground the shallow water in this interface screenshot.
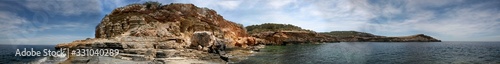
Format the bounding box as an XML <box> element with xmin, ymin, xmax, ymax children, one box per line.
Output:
<box><xmin>237</xmin><ymin>42</ymin><xmax>500</xmax><ymax>64</ymax></box>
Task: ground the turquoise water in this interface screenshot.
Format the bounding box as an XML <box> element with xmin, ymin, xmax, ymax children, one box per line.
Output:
<box><xmin>237</xmin><ymin>42</ymin><xmax>500</xmax><ymax>64</ymax></box>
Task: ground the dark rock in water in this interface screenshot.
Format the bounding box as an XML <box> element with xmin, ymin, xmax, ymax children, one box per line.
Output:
<box><xmin>252</xmin><ymin>48</ymin><xmax>260</xmax><ymax>52</ymax></box>
<box><xmin>219</xmin><ymin>55</ymin><xmax>229</xmax><ymax>62</ymax></box>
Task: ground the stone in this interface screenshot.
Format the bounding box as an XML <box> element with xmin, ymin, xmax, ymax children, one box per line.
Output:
<box><xmin>190</xmin><ymin>31</ymin><xmax>215</xmax><ymax>51</ymax></box>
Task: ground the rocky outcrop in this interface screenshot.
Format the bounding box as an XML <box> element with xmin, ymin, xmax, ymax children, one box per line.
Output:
<box><xmin>247</xmin><ymin>24</ymin><xmax>441</xmax><ymax>45</ymax></box>
<box><xmin>381</xmin><ymin>34</ymin><xmax>441</xmax><ymax>42</ymax></box>
<box><xmin>249</xmin><ymin>31</ymin><xmax>440</xmax><ymax>45</ymax></box>
<box><xmin>94</xmin><ymin>3</ymin><xmax>248</xmax><ymax>47</ymax></box>
<box><xmin>56</xmin><ymin>2</ymin><xmax>258</xmax><ymax>64</ymax></box>
<box><xmin>321</xmin><ymin>31</ymin><xmax>441</xmax><ymax>42</ymax></box>
<box><xmin>245</xmin><ymin>23</ymin><xmax>313</xmax><ymax>34</ymax></box>
<box><xmin>251</xmin><ymin>31</ymin><xmax>338</xmax><ymax>45</ymax></box>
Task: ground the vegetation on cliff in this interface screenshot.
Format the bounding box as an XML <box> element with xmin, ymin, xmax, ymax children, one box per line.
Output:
<box><xmin>246</xmin><ymin>23</ymin><xmax>441</xmax><ymax>42</ymax></box>
<box><xmin>319</xmin><ymin>31</ymin><xmax>381</xmax><ymax>38</ymax></box>
<box><xmin>245</xmin><ymin>23</ymin><xmax>313</xmax><ymax>34</ymax></box>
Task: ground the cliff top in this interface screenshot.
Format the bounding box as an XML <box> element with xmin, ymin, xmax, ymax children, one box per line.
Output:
<box><xmin>320</xmin><ymin>31</ymin><xmax>381</xmax><ymax>38</ymax></box>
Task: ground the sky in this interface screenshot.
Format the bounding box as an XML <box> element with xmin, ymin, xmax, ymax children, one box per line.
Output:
<box><xmin>0</xmin><ymin>0</ymin><xmax>499</xmax><ymax>45</ymax></box>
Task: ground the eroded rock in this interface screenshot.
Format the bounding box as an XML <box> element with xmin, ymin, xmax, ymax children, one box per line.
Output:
<box><xmin>55</xmin><ymin>3</ymin><xmax>256</xmax><ymax>64</ymax></box>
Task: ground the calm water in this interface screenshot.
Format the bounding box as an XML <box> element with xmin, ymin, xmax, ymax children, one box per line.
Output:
<box><xmin>237</xmin><ymin>42</ymin><xmax>500</xmax><ymax>64</ymax></box>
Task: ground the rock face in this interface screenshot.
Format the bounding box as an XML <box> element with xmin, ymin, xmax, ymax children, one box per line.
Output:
<box><xmin>56</xmin><ymin>3</ymin><xmax>256</xmax><ymax>64</ymax></box>
<box><xmin>94</xmin><ymin>3</ymin><xmax>248</xmax><ymax>47</ymax></box>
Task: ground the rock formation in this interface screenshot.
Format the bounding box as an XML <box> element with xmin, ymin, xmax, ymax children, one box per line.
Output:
<box><xmin>321</xmin><ymin>31</ymin><xmax>441</xmax><ymax>42</ymax></box>
<box><xmin>245</xmin><ymin>23</ymin><xmax>313</xmax><ymax>34</ymax></box>
<box><xmin>247</xmin><ymin>24</ymin><xmax>441</xmax><ymax>45</ymax></box>
<box><xmin>56</xmin><ymin>2</ymin><xmax>257</xmax><ymax>64</ymax></box>
<box><xmin>251</xmin><ymin>31</ymin><xmax>337</xmax><ymax>45</ymax></box>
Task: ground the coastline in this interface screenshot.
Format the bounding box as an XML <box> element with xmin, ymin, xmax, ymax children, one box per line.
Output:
<box><xmin>53</xmin><ymin>2</ymin><xmax>441</xmax><ymax>64</ymax></box>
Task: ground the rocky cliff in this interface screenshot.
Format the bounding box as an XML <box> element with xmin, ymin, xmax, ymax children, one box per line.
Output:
<box><xmin>251</xmin><ymin>31</ymin><xmax>338</xmax><ymax>45</ymax></box>
<box><xmin>248</xmin><ymin>24</ymin><xmax>441</xmax><ymax>44</ymax></box>
<box><xmin>56</xmin><ymin>3</ymin><xmax>257</xmax><ymax>64</ymax></box>
<box><xmin>245</xmin><ymin>23</ymin><xmax>337</xmax><ymax>45</ymax></box>
<box><xmin>321</xmin><ymin>31</ymin><xmax>441</xmax><ymax>42</ymax></box>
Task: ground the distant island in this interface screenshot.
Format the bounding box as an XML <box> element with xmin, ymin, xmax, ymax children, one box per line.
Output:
<box><xmin>55</xmin><ymin>2</ymin><xmax>440</xmax><ymax>64</ymax></box>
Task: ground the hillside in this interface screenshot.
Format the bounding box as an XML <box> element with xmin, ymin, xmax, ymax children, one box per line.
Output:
<box><xmin>245</xmin><ymin>23</ymin><xmax>313</xmax><ymax>34</ymax></box>
<box><xmin>246</xmin><ymin>23</ymin><xmax>441</xmax><ymax>43</ymax></box>
<box><xmin>319</xmin><ymin>31</ymin><xmax>382</xmax><ymax>38</ymax></box>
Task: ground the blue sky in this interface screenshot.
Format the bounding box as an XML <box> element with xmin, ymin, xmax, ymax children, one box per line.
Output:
<box><xmin>1</xmin><ymin>0</ymin><xmax>499</xmax><ymax>45</ymax></box>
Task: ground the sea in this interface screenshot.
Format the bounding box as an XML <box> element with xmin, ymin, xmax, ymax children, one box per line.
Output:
<box><xmin>0</xmin><ymin>45</ymin><xmax>67</xmax><ymax>64</ymax></box>
<box><xmin>236</xmin><ymin>41</ymin><xmax>500</xmax><ymax>64</ymax></box>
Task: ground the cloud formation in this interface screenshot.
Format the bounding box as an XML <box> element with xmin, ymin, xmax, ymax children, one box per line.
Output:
<box><xmin>360</xmin><ymin>0</ymin><xmax>500</xmax><ymax>41</ymax></box>
<box><xmin>24</xmin><ymin>0</ymin><xmax>101</xmax><ymax>16</ymax></box>
<box><xmin>0</xmin><ymin>0</ymin><xmax>101</xmax><ymax>45</ymax></box>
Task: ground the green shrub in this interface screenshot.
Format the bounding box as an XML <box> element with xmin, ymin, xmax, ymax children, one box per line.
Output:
<box><xmin>143</xmin><ymin>1</ymin><xmax>162</xmax><ymax>9</ymax></box>
<box><xmin>245</xmin><ymin>23</ymin><xmax>312</xmax><ymax>34</ymax></box>
<box><xmin>319</xmin><ymin>31</ymin><xmax>379</xmax><ymax>37</ymax></box>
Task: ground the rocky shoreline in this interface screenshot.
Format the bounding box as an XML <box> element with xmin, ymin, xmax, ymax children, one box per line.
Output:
<box><xmin>54</xmin><ymin>2</ymin><xmax>440</xmax><ymax>64</ymax></box>
<box><xmin>249</xmin><ymin>31</ymin><xmax>440</xmax><ymax>45</ymax></box>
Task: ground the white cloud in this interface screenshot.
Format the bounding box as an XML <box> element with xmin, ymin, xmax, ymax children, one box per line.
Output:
<box><xmin>267</xmin><ymin>0</ymin><xmax>297</xmax><ymax>9</ymax></box>
<box><xmin>217</xmin><ymin>0</ymin><xmax>242</xmax><ymax>10</ymax></box>
<box><xmin>0</xmin><ymin>11</ymin><xmax>29</xmax><ymax>36</ymax></box>
<box><xmin>0</xmin><ymin>10</ymin><xmax>92</xmax><ymax>45</ymax></box>
<box><xmin>362</xmin><ymin>0</ymin><xmax>500</xmax><ymax>41</ymax></box>
<box><xmin>296</xmin><ymin>0</ymin><xmax>375</xmax><ymax>31</ymax></box>
<box><xmin>404</xmin><ymin>0</ymin><xmax>463</xmax><ymax>11</ymax></box>
<box><xmin>416</xmin><ymin>6</ymin><xmax>500</xmax><ymax>37</ymax></box>
<box><xmin>24</xmin><ymin>0</ymin><xmax>101</xmax><ymax>16</ymax></box>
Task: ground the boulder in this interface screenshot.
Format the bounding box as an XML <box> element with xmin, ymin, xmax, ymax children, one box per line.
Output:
<box><xmin>190</xmin><ymin>31</ymin><xmax>216</xmax><ymax>51</ymax></box>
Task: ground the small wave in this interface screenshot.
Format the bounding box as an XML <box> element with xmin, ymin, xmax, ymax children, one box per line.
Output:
<box><xmin>54</xmin><ymin>53</ymin><xmax>66</xmax><ymax>58</ymax></box>
<box><xmin>29</xmin><ymin>55</ymin><xmax>68</xmax><ymax>64</ymax></box>
<box><xmin>35</xmin><ymin>57</ymin><xmax>48</xmax><ymax>64</ymax></box>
